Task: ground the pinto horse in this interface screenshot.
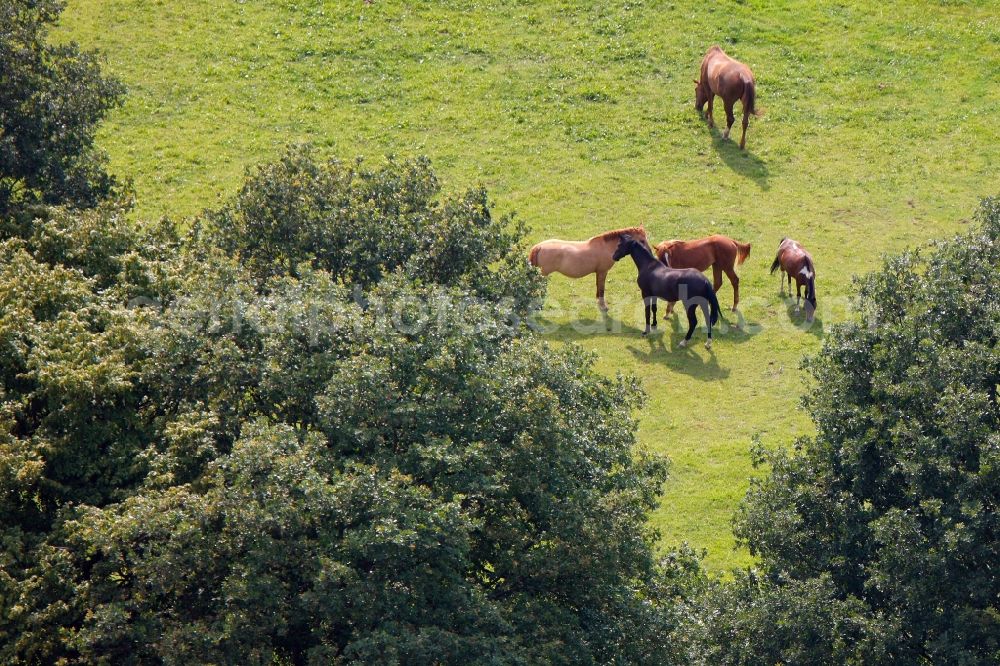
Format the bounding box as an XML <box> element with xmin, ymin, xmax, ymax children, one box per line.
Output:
<box><xmin>770</xmin><ymin>237</ymin><xmax>817</xmax><ymax>320</ymax></box>
<box><xmin>529</xmin><ymin>226</ymin><xmax>649</xmax><ymax>311</ymax></box>
<box><xmin>612</xmin><ymin>234</ymin><xmax>720</xmax><ymax>349</ymax></box>
<box><xmin>654</xmin><ymin>234</ymin><xmax>751</xmax><ymax>312</ymax></box>
<box><xmin>695</xmin><ymin>45</ymin><xmax>758</xmax><ymax>150</ymax></box>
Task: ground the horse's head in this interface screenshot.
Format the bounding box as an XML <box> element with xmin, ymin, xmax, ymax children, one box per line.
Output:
<box><xmin>613</xmin><ymin>234</ymin><xmax>637</xmax><ymax>261</ymax></box>
<box><xmin>694</xmin><ymin>79</ymin><xmax>708</xmax><ymax>109</ymax></box>
<box><xmin>805</xmin><ymin>281</ymin><xmax>817</xmax><ymax>321</ymax></box>
<box><xmin>798</xmin><ymin>259</ymin><xmax>817</xmax><ymax>321</ymax></box>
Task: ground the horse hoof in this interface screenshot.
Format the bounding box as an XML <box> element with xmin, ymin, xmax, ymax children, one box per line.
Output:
<box><xmin>678</xmin><ymin>339</ymin><xmax>687</xmax><ymax>348</ymax></box>
<box><xmin>642</xmin><ymin>330</ymin><xmax>649</xmax><ymax>337</ymax></box>
<box><xmin>705</xmin><ymin>340</ymin><xmax>712</xmax><ymax>350</ymax></box>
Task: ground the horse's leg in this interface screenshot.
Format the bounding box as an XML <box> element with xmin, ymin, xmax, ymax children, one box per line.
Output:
<box><xmin>643</xmin><ymin>296</ymin><xmax>652</xmax><ymax>336</ymax></box>
<box><xmin>651</xmin><ymin>297</ymin><xmax>658</xmax><ymax>329</ymax></box>
<box><xmin>666</xmin><ymin>300</ymin><xmax>675</xmax><ymax>315</ymax></box>
<box><xmin>701</xmin><ymin>302</ymin><xmax>713</xmax><ymax>350</ymax></box>
<box><xmin>706</xmin><ymin>94</ymin><xmax>715</xmax><ymax>128</ymax></box>
<box><xmin>779</xmin><ymin>268</ymin><xmax>786</xmax><ymax>296</ymax></box>
<box><xmin>724</xmin><ymin>267</ymin><xmax>740</xmax><ymax>311</ymax></box>
<box><xmin>796</xmin><ymin>282</ymin><xmax>802</xmax><ymax>313</ymax></box>
<box><xmin>596</xmin><ymin>270</ymin><xmax>608</xmax><ymax>312</ymax></box>
<box><xmin>679</xmin><ymin>304</ymin><xmax>698</xmax><ymax>348</ymax></box>
<box><xmin>740</xmin><ymin>104</ymin><xmax>750</xmax><ymax>150</ymax></box>
<box><xmin>723</xmin><ymin>99</ymin><xmax>736</xmax><ymax>140</ymax></box>
<box><xmin>712</xmin><ymin>265</ymin><xmax>724</xmax><ymax>292</ymax></box>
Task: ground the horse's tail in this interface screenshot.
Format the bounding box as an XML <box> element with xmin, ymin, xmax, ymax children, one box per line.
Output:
<box><xmin>743</xmin><ymin>76</ymin><xmax>758</xmax><ymax>116</ymax></box>
<box><xmin>528</xmin><ymin>244</ymin><xmax>542</xmax><ymax>268</ymax></box>
<box><xmin>769</xmin><ymin>249</ymin><xmax>782</xmax><ymax>274</ymax></box>
<box><xmin>735</xmin><ymin>241</ymin><xmax>751</xmax><ymax>267</ymax></box>
<box><xmin>707</xmin><ymin>286</ymin><xmax>720</xmax><ymax>326</ymax></box>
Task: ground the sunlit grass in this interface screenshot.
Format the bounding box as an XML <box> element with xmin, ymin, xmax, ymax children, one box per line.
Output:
<box><xmin>59</xmin><ymin>0</ymin><xmax>1000</xmax><ymax>569</ymax></box>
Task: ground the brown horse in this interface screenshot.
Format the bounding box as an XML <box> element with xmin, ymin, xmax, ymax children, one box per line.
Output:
<box><xmin>695</xmin><ymin>45</ymin><xmax>758</xmax><ymax>150</ymax></box>
<box><xmin>654</xmin><ymin>235</ymin><xmax>751</xmax><ymax>312</ymax></box>
<box><xmin>770</xmin><ymin>237</ymin><xmax>816</xmax><ymax>320</ymax></box>
<box><xmin>529</xmin><ymin>226</ymin><xmax>649</xmax><ymax>311</ymax></box>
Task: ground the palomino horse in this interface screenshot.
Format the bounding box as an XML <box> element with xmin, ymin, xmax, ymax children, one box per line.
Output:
<box><xmin>695</xmin><ymin>45</ymin><xmax>757</xmax><ymax>150</ymax></box>
<box><xmin>770</xmin><ymin>237</ymin><xmax>817</xmax><ymax>320</ymax></box>
<box><xmin>654</xmin><ymin>234</ymin><xmax>751</xmax><ymax>312</ymax></box>
<box><xmin>612</xmin><ymin>234</ymin><xmax>720</xmax><ymax>349</ymax></box>
<box><xmin>529</xmin><ymin>226</ymin><xmax>649</xmax><ymax>311</ymax></box>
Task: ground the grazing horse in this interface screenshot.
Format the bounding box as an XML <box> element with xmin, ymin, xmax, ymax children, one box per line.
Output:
<box><xmin>770</xmin><ymin>237</ymin><xmax>817</xmax><ymax>320</ymax></box>
<box><xmin>654</xmin><ymin>234</ymin><xmax>751</xmax><ymax>312</ymax></box>
<box><xmin>695</xmin><ymin>45</ymin><xmax>758</xmax><ymax>150</ymax></box>
<box><xmin>529</xmin><ymin>226</ymin><xmax>649</xmax><ymax>311</ymax></box>
<box><xmin>612</xmin><ymin>234</ymin><xmax>720</xmax><ymax>348</ymax></box>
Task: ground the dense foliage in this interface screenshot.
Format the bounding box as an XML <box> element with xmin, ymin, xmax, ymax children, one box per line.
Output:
<box><xmin>0</xmin><ymin>133</ymin><xmax>697</xmax><ymax>661</ymax></box>
<box><xmin>695</xmin><ymin>197</ymin><xmax>1000</xmax><ymax>665</ymax></box>
<box><xmin>0</xmin><ymin>17</ymin><xmax>700</xmax><ymax>661</ymax></box>
<box><xmin>0</xmin><ymin>0</ymin><xmax>125</xmax><ymax>215</ymax></box>
<box><xmin>6</xmin><ymin>4</ymin><xmax>999</xmax><ymax>664</ymax></box>
<box><xmin>202</xmin><ymin>146</ymin><xmax>541</xmax><ymax>312</ymax></box>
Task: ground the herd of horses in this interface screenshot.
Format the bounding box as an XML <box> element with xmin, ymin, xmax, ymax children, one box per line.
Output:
<box><xmin>529</xmin><ymin>226</ymin><xmax>817</xmax><ymax>348</ymax></box>
<box><xmin>527</xmin><ymin>46</ymin><xmax>816</xmax><ymax>350</ymax></box>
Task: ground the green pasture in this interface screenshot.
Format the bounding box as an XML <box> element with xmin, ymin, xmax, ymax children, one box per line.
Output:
<box><xmin>58</xmin><ymin>0</ymin><xmax>1000</xmax><ymax>570</ymax></box>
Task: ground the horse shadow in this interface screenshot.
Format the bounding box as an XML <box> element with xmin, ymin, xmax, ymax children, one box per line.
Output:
<box><xmin>706</xmin><ymin>124</ymin><xmax>770</xmax><ymax>190</ymax></box>
<box><xmin>625</xmin><ymin>315</ymin><xmax>731</xmax><ymax>381</ymax></box>
<box><xmin>780</xmin><ymin>297</ymin><xmax>825</xmax><ymax>339</ymax></box>
<box><xmin>626</xmin><ymin>336</ymin><xmax>730</xmax><ymax>381</ymax></box>
<box><xmin>657</xmin><ymin>306</ymin><xmax>762</xmax><ymax>346</ymax></box>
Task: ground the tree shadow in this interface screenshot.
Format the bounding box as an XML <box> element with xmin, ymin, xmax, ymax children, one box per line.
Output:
<box><xmin>705</xmin><ymin>122</ymin><xmax>770</xmax><ymax>190</ymax></box>
<box><xmin>531</xmin><ymin>312</ymin><xmax>642</xmax><ymax>343</ymax></box>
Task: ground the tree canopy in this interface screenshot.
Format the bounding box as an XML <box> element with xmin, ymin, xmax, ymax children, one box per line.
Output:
<box><xmin>0</xmin><ymin>0</ymin><xmax>125</xmax><ymax>215</ymax></box>
<box><xmin>0</xmin><ymin>141</ymin><xmax>698</xmax><ymax>663</ymax></box>
<box><xmin>694</xmin><ymin>197</ymin><xmax>1000</xmax><ymax>665</ymax></box>
<box><xmin>3</xmin><ymin>2</ymin><xmax>998</xmax><ymax>663</ymax></box>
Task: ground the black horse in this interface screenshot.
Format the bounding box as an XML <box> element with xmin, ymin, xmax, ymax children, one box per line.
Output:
<box><xmin>612</xmin><ymin>234</ymin><xmax>721</xmax><ymax>348</ymax></box>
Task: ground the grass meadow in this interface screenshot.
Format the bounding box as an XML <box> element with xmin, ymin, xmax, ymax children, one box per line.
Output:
<box><xmin>58</xmin><ymin>0</ymin><xmax>1000</xmax><ymax>570</ymax></box>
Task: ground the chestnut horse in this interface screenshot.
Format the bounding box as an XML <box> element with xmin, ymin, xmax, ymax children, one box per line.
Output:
<box><xmin>695</xmin><ymin>45</ymin><xmax>757</xmax><ymax>150</ymax></box>
<box><xmin>529</xmin><ymin>226</ymin><xmax>649</xmax><ymax>311</ymax></box>
<box><xmin>612</xmin><ymin>234</ymin><xmax>720</xmax><ymax>348</ymax></box>
<box><xmin>654</xmin><ymin>235</ymin><xmax>751</xmax><ymax>312</ymax></box>
<box><xmin>770</xmin><ymin>237</ymin><xmax>817</xmax><ymax>320</ymax></box>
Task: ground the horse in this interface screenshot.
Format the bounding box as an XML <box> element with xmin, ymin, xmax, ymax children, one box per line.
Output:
<box><xmin>528</xmin><ymin>226</ymin><xmax>649</xmax><ymax>312</ymax></box>
<box><xmin>654</xmin><ymin>234</ymin><xmax>751</xmax><ymax>312</ymax></box>
<box><xmin>769</xmin><ymin>237</ymin><xmax>817</xmax><ymax>320</ymax></box>
<box><xmin>612</xmin><ymin>233</ymin><xmax>720</xmax><ymax>349</ymax></box>
<box><xmin>695</xmin><ymin>45</ymin><xmax>758</xmax><ymax>150</ymax></box>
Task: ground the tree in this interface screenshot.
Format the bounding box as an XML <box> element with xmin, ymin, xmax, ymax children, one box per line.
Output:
<box><xmin>0</xmin><ymin>0</ymin><xmax>125</xmax><ymax>215</ymax></box>
<box><xmin>0</xmin><ymin>151</ymin><xmax>696</xmax><ymax>664</ymax></box>
<box><xmin>201</xmin><ymin>145</ymin><xmax>544</xmax><ymax>313</ymax></box>
<box><xmin>704</xmin><ymin>197</ymin><xmax>1000</xmax><ymax>665</ymax></box>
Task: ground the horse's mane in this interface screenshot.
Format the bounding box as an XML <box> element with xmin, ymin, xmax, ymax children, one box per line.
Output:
<box><xmin>592</xmin><ymin>226</ymin><xmax>646</xmax><ymax>242</ymax></box>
